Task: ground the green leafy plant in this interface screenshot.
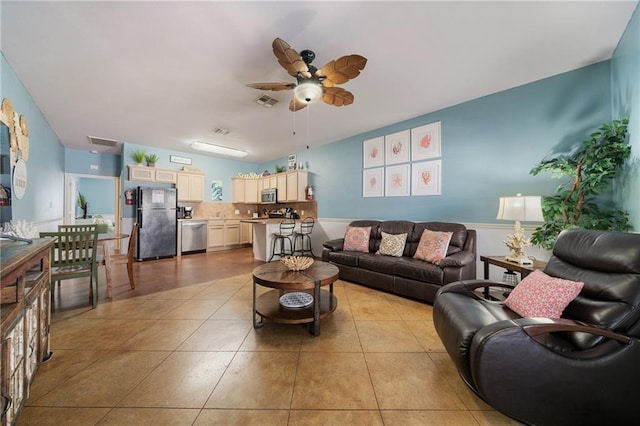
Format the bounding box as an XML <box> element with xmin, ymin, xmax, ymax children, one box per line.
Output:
<box><xmin>275</xmin><ymin>165</ymin><xmax>286</xmax><ymax>173</ymax></box>
<box><xmin>130</xmin><ymin>148</ymin><xmax>146</xmax><ymax>164</ymax></box>
<box><xmin>530</xmin><ymin>118</ymin><xmax>632</xmax><ymax>250</ymax></box>
<box><xmin>145</xmin><ymin>153</ymin><xmax>159</xmax><ymax>166</ymax></box>
<box><xmin>77</xmin><ymin>192</ymin><xmax>88</xmax><ymax>218</ymax></box>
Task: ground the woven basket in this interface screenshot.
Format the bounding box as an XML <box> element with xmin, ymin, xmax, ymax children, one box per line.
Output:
<box><xmin>280</xmin><ymin>256</ymin><xmax>314</xmax><ymax>271</ymax></box>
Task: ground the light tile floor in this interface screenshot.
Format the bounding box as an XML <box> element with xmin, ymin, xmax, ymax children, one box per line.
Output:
<box><xmin>18</xmin><ymin>252</ymin><xmax>522</xmax><ymax>425</ymax></box>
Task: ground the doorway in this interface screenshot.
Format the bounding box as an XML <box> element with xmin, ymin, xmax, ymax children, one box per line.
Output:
<box><xmin>64</xmin><ymin>173</ymin><xmax>121</xmax><ymax>233</ymax></box>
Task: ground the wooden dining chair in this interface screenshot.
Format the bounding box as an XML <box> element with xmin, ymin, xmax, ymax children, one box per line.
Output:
<box><xmin>40</xmin><ymin>225</ymin><xmax>100</xmax><ymax>308</ymax></box>
<box><xmin>99</xmin><ymin>223</ymin><xmax>138</xmax><ymax>291</ymax></box>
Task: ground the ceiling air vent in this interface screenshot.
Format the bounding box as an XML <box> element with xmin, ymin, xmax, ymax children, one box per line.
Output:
<box><xmin>87</xmin><ymin>136</ymin><xmax>119</xmax><ymax>147</ymax></box>
<box><xmin>254</xmin><ymin>94</ymin><xmax>278</xmax><ymax>108</ymax></box>
<box><xmin>212</xmin><ymin>127</ymin><xmax>230</xmax><ymax>136</ymax></box>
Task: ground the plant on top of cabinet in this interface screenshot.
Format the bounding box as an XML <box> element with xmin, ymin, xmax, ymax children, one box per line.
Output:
<box><xmin>275</xmin><ymin>165</ymin><xmax>286</xmax><ymax>173</ymax></box>
<box><xmin>130</xmin><ymin>148</ymin><xmax>146</xmax><ymax>165</ymax></box>
<box><xmin>145</xmin><ymin>153</ymin><xmax>159</xmax><ymax>167</ymax></box>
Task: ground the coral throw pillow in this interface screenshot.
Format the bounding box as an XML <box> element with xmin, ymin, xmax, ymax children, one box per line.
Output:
<box><xmin>414</xmin><ymin>230</ymin><xmax>453</xmax><ymax>264</ymax></box>
<box><xmin>376</xmin><ymin>232</ymin><xmax>408</xmax><ymax>257</ymax></box>
<box><xmin>344</xmin><ymin>226</ymin><xmax>371</xmax><ymax>252</ymax></box>
<box><xmin>504</xmin><ymin>270</ymin><xmax>584</xmax><ymax>318</ymax></box>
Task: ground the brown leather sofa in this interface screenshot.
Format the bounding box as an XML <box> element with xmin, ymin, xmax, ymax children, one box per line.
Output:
<box><xmin>321</xmin><ymin>220</ymin><xmax>477</xmax><ymax>303</ymax></box>
<box><xmin>433</xmin><ymin>229</ymin><xmax>640</xmax><ymax>425</ymax></box>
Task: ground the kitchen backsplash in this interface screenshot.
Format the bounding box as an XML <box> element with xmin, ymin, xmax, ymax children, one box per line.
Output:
<box><xmin>184</xmin><ymin>201</ymin><xmax>317</xmax><ymax>220</ymax></box>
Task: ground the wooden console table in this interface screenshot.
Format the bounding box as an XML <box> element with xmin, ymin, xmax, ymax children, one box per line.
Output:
<box><xmin>480</xmin><ymin>255</ymin><xmax>547</xmax><ymax>280</ymax></box>
<box><xmin>1</xmin><ymin>238</ymin><xmax>53</xmax><ymax>426</ymax></box>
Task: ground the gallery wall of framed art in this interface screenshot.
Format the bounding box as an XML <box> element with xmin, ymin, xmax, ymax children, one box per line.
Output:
<box><xmin>363</xmin><ymin>121</ymin><xmax>441</xmax><ymax>198</ymax></box>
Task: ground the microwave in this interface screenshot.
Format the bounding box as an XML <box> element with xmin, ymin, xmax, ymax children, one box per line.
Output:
<box><xmin>261</xmin><ymin>188</ymin><xmax>277</xmax><ymax>204</ymax></box>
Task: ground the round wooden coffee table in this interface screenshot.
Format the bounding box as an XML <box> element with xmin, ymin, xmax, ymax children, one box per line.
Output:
<box><xmin>252</xmin><ymin>260</ymin><xmax>339</xmax><ymax>336</ymax></box>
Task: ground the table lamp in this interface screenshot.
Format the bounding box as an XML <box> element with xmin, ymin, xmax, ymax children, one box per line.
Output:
<box><xmin>496</xmin><ymin>194</ymin><xmax>544</xmax><ymax>265</ymax></box>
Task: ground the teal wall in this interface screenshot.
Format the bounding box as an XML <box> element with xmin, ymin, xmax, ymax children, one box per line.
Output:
<box><xmin>0</xmin><ymin>54</ymin><xmax>65</xmax><ymax>224</ymax></box>
<box><xmin>611</xmin><ymin>3</ymin><xmax>640</xmax><ymax>230</ymax></box>
<box><xmin>262</xmin><ymin>62</ymin><xmax>614</xmax><ymax>223</ymax></box>
<box><xmin>76</xmin><ymin>177</ymin><xmax>115</xmax><ymax>218</ymax></box>
<box><xmin>65</xmin><ymin>149</ymin><xmax>121</xmax><ymax>177</ymax></box>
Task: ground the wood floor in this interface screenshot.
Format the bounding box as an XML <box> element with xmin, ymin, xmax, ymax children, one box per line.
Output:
<box><xmin>18</xmin><ymin>248</ymin><xmax>520</xmax><ymax>425</ymax></box>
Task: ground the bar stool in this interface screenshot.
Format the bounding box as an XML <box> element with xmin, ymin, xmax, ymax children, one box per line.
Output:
<box><xmin>293</xmin><ymin>217</ymin><xmax>315</xmax><ymax>257</ymax></box>
<box><xmin>269</xmin><ymin>219</ymin><xmax>296</xmax><ymax>261</ymax></box>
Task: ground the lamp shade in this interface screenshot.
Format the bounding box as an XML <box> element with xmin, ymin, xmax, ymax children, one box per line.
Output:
<box><xmin>496</xmin><ymin>194</ymin><xmax>544</xmax><ymax>222</ymax></box>
<box><xmin>294</xmin><ymin>82</ymin><xmax>322</xmax><ymax>103</ymax></box>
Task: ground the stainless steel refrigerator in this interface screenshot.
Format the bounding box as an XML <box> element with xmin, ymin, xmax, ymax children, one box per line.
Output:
<box><xmin>136</xmin><ymin>187</ymin><xmax>177</xmax><ymax>260</ymax></box>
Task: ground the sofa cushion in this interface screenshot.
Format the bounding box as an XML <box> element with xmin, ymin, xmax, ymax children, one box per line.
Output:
<box><xmin>504</xmin><ymin>270</ymin><xmax>584</xmax><ymax>318</ymax></box>
<box><xmin>327</xmin><ymin>250</ymin><xmax>368</xmax><ymax>268</ymax></box>
<box><xmin>359</xmin><ymin>253</ymin><xmax>398</xmax><ymax>275</ymax></box>
<box><xmin>395</xmin><ymin>257</ymin><xmax>444</xmax><ymax>284</ymax></box>
<box><xmin>344</xmin><ymin>226</ymin><xmax>371</xmax><ymax>252</ymax></box>
<box><xmin>407</xmin><ymin>222</ymin><xmax>468</xmax><ymax>256</ymax></box>
<box><xmin>414</xmin><ymin>229</ymin><xmax>453</xmax><ymax>264</ymax></box>
<box><xmin>376</xmin><ymin>231</ymin><xmax>408</xmax><ymax>257</ymax></box>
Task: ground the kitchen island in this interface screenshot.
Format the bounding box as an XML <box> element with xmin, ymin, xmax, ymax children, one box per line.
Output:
<box><xmin>242</xmin><ymin>218</ymin><xmax>317</xmax><ymax>261</ymax></box>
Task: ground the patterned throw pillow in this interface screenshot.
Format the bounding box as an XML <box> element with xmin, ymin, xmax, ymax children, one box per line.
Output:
<box><xmin>413</xmin><ymin>229</ymin><xmax>453</xmax><ymax>264</ymax></box>
<box><xmin>376</xmin><ymin>232</ymin><xmax>408</xmax><ymax>257</ymax></box>
<box><xmin>343</xmin><ymin>226</ymin><xmax>371</xmax><ymax>252</ymax></box>
<box><xmin>504</xmin><ymin>270</ymin><xmax>584</xmax><ymax>318</ymax></box>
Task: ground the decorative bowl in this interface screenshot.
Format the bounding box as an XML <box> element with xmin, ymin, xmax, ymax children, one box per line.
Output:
<box><xmin>280</xmin><ymin>255</ymin><xmax>314</xmax><ymax>271</ymax></box>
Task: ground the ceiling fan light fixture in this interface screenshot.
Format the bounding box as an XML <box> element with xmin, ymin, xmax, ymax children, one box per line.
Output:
<box><xmin>294</xmin><ymin>82</ymin><xmax>322</xmax><ymax>104</ymax></box>
<box><xmin>191</xmin><ymin>141</ymin><xmax>248</xmax><ymax>158</ymax></box>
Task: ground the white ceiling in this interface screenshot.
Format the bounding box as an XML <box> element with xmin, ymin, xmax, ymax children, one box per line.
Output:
<box><xmin>2</xmin><ymin>1</ymin><xmax>637</xmax><ymax>163</ymax></box>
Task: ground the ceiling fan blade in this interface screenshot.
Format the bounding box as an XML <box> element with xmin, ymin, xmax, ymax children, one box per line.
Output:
<box><xmin>246</xmin><ymin>82</ymin><xmax>295</xmax><ymax>91</ymax></box>
<box><xmin>317</xmin><ymin>54</ymin><xmax>367</xmax><ymax>86</ymax></box>
<box><xmin>272</xmin><ymin>38</ymin><xmax>311</xmax><ymax>78</ymax></box>
<box><xmin>289</xmin><ymin>97</ymin><xmax>308</xmax><ymax>112</ymax></box>
<box><xmin>322</xmin><ymin>87</ymin><xmax>354</xmax><ymax>107</ymax></box>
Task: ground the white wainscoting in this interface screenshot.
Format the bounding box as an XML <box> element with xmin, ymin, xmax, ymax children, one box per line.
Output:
<box><xmin>315</xmin><ymin>218</ymin><xmax>551</xmax><ymax>282</ymax></box>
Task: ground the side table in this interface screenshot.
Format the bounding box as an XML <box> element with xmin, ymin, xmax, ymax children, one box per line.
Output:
<box><xmin>480</xmin><ymin>255</ymin><xmax>547</xmax><ymax>298</ymax></box>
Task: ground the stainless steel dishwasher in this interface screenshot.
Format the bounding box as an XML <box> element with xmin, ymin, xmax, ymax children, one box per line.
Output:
<box><xmin>181</xmin><ymin>220</ymin><xmax>208</xmax><ymax>254</ymax></box>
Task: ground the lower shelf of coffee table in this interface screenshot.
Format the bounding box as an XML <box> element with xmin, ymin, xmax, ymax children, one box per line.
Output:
<box><xmin>255</xmin><ymin>289</ymin><xmax>337</xmax><ymax>324</ymax></box>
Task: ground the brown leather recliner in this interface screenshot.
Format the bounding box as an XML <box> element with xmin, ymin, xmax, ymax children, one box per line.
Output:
<box><xmin>433</xmin><ymin>229</ymin><xmax>640</xmax><ymax>426</ymax></box>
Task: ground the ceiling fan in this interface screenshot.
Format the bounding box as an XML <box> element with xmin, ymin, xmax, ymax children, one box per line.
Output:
<box><xmin>247</xmin><ymin>38</ymin><xmax>367</xmax><ymax>112</ymax></box>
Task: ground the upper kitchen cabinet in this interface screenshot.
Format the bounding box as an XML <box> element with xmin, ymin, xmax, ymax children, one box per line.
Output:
<box><xmin>232</xmin><ymin>178</ymin><xmax>259</xmax><ymax>203</ymax></box>
<box><xmin>128</xmin><ymin>165</ymin><xmax>177</xmax><ymax>184</ymax></box>
<box><xmin>177</xmin><ymin>171</ymin><xmax>205</xmax><ymax>202</ymax></box>
<box><xmin>286</xmin><ymin>170</ymin><xmax>308</xmax><ymax>201</ymax></box>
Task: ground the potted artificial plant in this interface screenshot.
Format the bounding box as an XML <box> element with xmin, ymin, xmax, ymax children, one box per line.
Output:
<box><xmin>77</xmin><ymin>192</ymin><xmax>88</xmax><ymax>219</ymax></box>
<box><xmin>145</xmin><ymin>153</ymin><xmax>159</xmax><ymax>167</ymax></box>
<box><xmin>130</xmin><ymin>148</ymin><xmax>146</xmax><ymax>165</ymax></box>
<box><xmin>530</xmin><ymin>118</ymin><xmax>632</xmax><ymax>250</ymax></box>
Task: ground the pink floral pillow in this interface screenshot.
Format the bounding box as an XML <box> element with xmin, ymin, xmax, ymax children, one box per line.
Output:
<box><xmin>413</xmin><ymin>230</ymin><xmax>453</xmax><ymax>264</ymax></box>
<box><xmin>505</xmin><ymin>270</ymin><xmax>584</xmax><ymax>318</ymax></box>
<box><xmin>343</xmin><ymin>226</ymin><xmax>371</xmax><ymax>252</ymax></box>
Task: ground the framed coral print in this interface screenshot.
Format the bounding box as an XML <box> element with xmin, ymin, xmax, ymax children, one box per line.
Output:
<box><xmin>411</xmin><ymin>121</ymin><xmax>441</xmax><ymax>161</ymax></box>
<box><xmin>363</xmin><ymin>167</ymin><xmax>384</xmax><ymax>197</ymax></box>
<box><xmin>385</xmin><ymin>130</ymin><xmax>410</xmax><ymax>165</ymax></box>
<box><xmin>411</xmin><ymin>160</ymin><xmax>441</xmax><ymax>196</ymax></box>
<box><xmin>385</xmin><ymin>164</ymin><xmax>410</xmax><ymax>197</ymax></box>
<box><xmin>363</xmin><ymin>136</ymin><xmax>384</xmax><ymax>169</ymax></box>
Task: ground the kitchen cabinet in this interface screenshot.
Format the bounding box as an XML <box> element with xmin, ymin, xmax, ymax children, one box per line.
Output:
<box><xmin>207</xmin><ymin>220</ymin><xmax>225</xmax><ymax>248</ymax></box>
<box><xmin>277</xmin><ymin>170</ymin><xmax>308</xmax><ymax>202</ymax></box>
<box><xmin>207</xmin><ymin>220</ymin><xmax>243</xmax><ymax>249</ymax></box>
<box><xmin>154</xmin><ymin>169</ymin><xmax>177</xmax><ymax>184</ymax></box>
<box><xmin>1</xmin><ymin>239</ymin><xmax>53</xmax><ymax>426</ymax></box>
<box><xmin>232</xmin><ymin>178</ymin><xmax>259</xmax><ymax>203</ymax></box>
<box><xmin>224</xmin><ymin>220</ymin><xmax>240</xmax><ymax>245</ymax></box>
<box><xmin>240</xmin><ymin>222</ymin><xmax>253</xmax><ymax>244</ymax></box>
<box><xmin>286</xmin><ymin>170</ymin><xmax>308</xmax><ymax>201</ymax></box>
<box><xmin>177</xmin><ymin>172</ymin><xmax>205</xmax><ymax>202</ymax></box>
<box><xmin>276</xmin><ymin>174</ymin><xmax>287</xmax><ymax>203</ymax></box>
<box><xmin>128</xmin><ymin>165</ymin><xmax>177</xmax><ymax>184</ymax></box>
